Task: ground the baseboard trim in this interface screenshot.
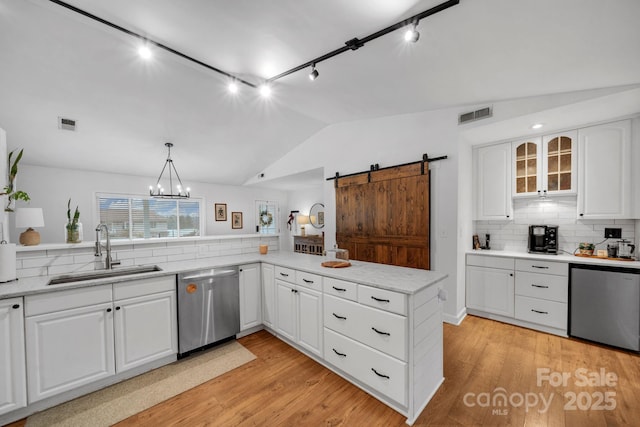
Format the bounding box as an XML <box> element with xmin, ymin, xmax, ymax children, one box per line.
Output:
<box><xmin>443</xmin><ymin>307</ymin><xmax>467</xmax><ymax>325</ymax></box>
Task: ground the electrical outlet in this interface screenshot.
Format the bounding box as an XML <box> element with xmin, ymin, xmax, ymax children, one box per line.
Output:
<box><xmin>604</xmin><ymin>228</ymin><xmax>622</xmax><ymax>239</ymax></box>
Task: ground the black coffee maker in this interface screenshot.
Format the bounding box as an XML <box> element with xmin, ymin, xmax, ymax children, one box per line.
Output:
<box><xmin>528</xmin><ymin>225</ymin><xmax>558</xmax><ymax>254</ymax></box>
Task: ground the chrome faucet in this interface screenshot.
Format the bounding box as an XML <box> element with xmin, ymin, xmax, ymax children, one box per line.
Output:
<box><xmin>95</xmin><ymin>223</ymin><xmax>120</xmax><ymax>269</ymax></box>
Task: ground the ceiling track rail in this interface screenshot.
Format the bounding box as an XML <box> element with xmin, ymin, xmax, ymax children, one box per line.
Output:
<box><xmin>47</xmin><ymin>0</ymin><xmax>258</xmax><ymax>88</ymax></box>
<box><xmin>327</xmin><ymin>153</ymin><xmax>448</xmax><ymax>185</ymax></box>
<box><xmin>48</xmin><ymin>0</ymin><xmax>459</xmax><ymax>88</ymax></box>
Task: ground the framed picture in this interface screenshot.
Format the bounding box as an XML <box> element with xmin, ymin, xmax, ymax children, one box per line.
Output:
<box><xmin>232</xmin><ymin>212</ymin><xmax>243</xmax><ymax>229</ymax></box>
<box><xmin>215</xmin><ymin>203</ymin><xmax>227</xmax><ymax>221</ymax></box>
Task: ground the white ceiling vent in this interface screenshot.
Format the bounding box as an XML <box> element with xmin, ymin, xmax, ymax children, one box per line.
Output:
<box><xmin>458</xmin><ymin>106</ymin><xmax>492</xmax><ymax>124</ymax></box>
<box><xmin>58</xmin><ymin>117</ymin><xmax>77</xmax><ymax>131</ymax></box>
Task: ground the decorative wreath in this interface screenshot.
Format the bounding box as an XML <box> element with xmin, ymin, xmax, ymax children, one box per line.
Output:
<box><xmin>259</xmin><ymin>210</ymin><xmax>273</xmax><ymax>227</ymax></box>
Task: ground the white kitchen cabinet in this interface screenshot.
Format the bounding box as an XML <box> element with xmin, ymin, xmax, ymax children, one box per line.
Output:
<box><xmin>474</xmin><ymin>142</ymin><xmax>513</xmax><ymax>220</ymax></box>
<box><xmin>512</xmin><ymin>131</ymin><xmax>577</xmax><ymax>197</ymax></box>
<box><xmin>261</xmin><ymin>263</ymin><xmax>275</xmax><ymax>329</ymax></box>
<box><xmin>25</xmin><ymin>285</ymin><xmax>115</xmax><ymax>403</ymax></box>
<box><xmin>113</xmin><ymin>277</ymin><xmax>177</xmax><ymax>373</ymax></box>
<box><xmin>25</xmin><ymin>276</ymin><xmax>177</xmax><ymax>403</ymax></box>
<box><xmin>466</xmin><ymin>255</ymin><xmax>514</xmax><ymax>317</ymax></box>
<box><xmin>275</xmin><ymin>279</ymin><xmax>297</xmax><ymax>342</ymax></box>
<box><xmin>0</xmin><ymin>298</ymin><xmax>26</xmax><ymax>416</ymax></box>
<box><xmin>239</xmin><ymin>263</ymin><xmax>262</xmax><ymax>331</ymax></box>
<box><xmin>577</xmin><ymin>119</ymin><xmax>632</xmax><ymax>219</ymax></box>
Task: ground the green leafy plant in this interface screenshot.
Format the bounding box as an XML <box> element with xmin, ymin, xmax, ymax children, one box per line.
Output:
<box><xmin>66</xmin><ymin>198</ymin><xmax>80</xmax><ymax>231</ymax></box>
<box><xmin>1</xmin><ymin>149</ymin><xmax>31</xmax><ymax>212</ymax></box>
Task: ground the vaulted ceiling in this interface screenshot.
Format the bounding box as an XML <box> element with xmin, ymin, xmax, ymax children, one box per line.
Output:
<box><xmin>0</xmin><ymin>0</ymin><xmax>639</xmax><ymax>186</ymax></box>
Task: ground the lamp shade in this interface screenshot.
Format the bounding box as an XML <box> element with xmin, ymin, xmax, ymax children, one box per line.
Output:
<box><xmin>297</xmin><ymin>215</ymin><xmax>309</xmax><ymax>225</ymax></box>
<box><xmin>16</xmin><ymin>208</ymin><xmax>45</xmax><ymax>228</ymax></box>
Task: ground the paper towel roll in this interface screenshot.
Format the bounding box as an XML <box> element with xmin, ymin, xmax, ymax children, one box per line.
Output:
<box><xmin>0</xmin><ymin>243</ymin><xmax>17</xmax><ymax>283</ymax></box>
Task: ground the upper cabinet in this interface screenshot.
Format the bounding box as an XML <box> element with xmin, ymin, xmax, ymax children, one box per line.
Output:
<box><xmin>577</xmin><ymin>120</ymin><xmax>631</xmax><ymax>219</ymax></box>
<box><xmin>474</xmin><ymin>142</ymin><xmax>512</xmax><ymax>220</ymax></box>
<box><xmin>512</xmin><ymin>131</ymin><xmax>577</xmax><ymax>197</ymax></box>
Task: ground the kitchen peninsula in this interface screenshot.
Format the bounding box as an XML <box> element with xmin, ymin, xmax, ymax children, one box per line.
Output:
<box><xmin>0</xmin><ymin>247</ymin><xmax>447</xmax><ymax>426</ymax></box>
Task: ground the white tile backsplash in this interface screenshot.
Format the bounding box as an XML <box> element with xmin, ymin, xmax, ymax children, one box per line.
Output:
<box><xmin>474</xmin><ymin>196</ymin><xmax>636</xmax><ymax>254</ymax></box>
<box><xmin>14</xmin><ymin>236</ymin><xmax>280</xmax><ymax>278</ymax></box>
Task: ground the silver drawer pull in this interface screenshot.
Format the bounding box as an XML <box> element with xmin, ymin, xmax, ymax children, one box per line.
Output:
<box><xmin>371</xmin><ymin>327</ymin><xmax>390</xmax><ymax>336</ymax></box>
<box><xmin>531</xmin><ymin>265</ymin><xmax>549</xmax><ymax>269</ymax></box>
<box><xmin>279</xmin><ymin>272</ymin><xmax>289</xmax><ymax>277</ymax></box>
<box><xmin>332</xmin><ymin>348</ymin><xmax>347</xmax><ymax>357</ymax></box>
<box><xmin>332</xmin><ymin>313</ymin><xmax>347</xmax><ymax>320</ymax></box>
<box><xmin>303</xmin><ymin>278</ymin><xmax>314</xmax><ymax>283</ymax></box>
<box><xmin>332</xmin><ymin>286</ymin><xmax>347</xmax><ymax>292</ymax></box>
<box><xmin>531</xmin><ymin>284</ymin><xmax>549</xmax><ymax>289</ymax></box>
<box><xmin>531</xmin><ymin>309</ymin><xmax>548</xmax><ymax>315</ymax></box>
<box><xmin>371</xmin><ymin>296</ymin><xmax>390</xmax><ymax>303</ymax></box>
<box><xmin>371</xmin><ymin>368</ymin><xmax>390</xmax><ymax>379</ymax></box>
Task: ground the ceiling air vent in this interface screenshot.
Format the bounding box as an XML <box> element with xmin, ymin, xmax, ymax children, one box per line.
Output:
<box><xmin>58</xmin><ymin>117</ymin><xmax>77</xmax><ymax>131</ymax></box>
<box><xmin>458</xmin><ymin>106</ymin><xmax>492</xmax><ymax>124</ymax></box>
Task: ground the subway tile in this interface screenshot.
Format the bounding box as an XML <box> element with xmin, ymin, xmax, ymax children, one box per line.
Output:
<box><xmin>152</xmin><ymin>247</ymin><xmax>184</xmax><ymax>257</ymax></box>
<box><xmin>22</xmin><ymin>255</ymin><xmax>75</xmax><ymax>268</ymax></box>
<box><xmin>17</xmin><ymin>267</ymin><xmax>47</xmax><ymax>278</ymax></box>
<box><xmin>135</xmin><ymin>255</ymin><xmax>168</xmax><ymax>265</ymax></box>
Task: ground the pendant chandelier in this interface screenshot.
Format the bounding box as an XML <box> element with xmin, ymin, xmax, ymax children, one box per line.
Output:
<box><xmin>149</xmin><ymin>142</ymin><xmax>190</xmax><ymax>199</ymax></box>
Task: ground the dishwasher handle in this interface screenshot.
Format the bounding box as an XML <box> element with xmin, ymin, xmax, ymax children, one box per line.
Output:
<box><xmin>181</xmin><ymin>269</ymin><xmax>239</xmax><ymax>280</ymax></box>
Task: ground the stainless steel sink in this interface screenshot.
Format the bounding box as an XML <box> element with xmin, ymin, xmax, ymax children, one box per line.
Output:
<box><xmin>48</xmin><ymin>265</ymin><xmax>163</xmax><ymax>285</ymax></box>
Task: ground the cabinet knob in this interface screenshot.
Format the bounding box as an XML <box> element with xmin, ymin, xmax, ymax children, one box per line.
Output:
<box><xmin>509</xmin><ymin>273</ymin><xmax>513</xmax><ymax>277</ymax></box>
<box><xmin>12</xmin><ymin>304</ymin><xmax>20</xmax><ymax>309</ymax></box>
<box><xmin>116</xmin><ymin>306</ymin><xmax>121</xmax><ymax>311</ymax></box>
<box><xmin>579</xmin><ymin>213</ymin><xmax>584</xmax><ymax>217</ymax></box>
<box><xmin>106</xmin><ymin>308</ymin><xmax>112</xmax><ymax>312</ymax></box>
<box><xmin>506</xmin><ymin>215</ymin><xmax>510</xmax><ymax>218</ymax></box>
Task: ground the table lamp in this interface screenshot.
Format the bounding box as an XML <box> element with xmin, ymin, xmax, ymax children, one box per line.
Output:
<box><xmin>16</xmin><ymin>208</ymin><xmax>45</xmax><ymax>246</ymax></box>
<box><xmin>298</xmin><ymin>215</ymin><xmax>309</xmax><ymax>237</ymax></box>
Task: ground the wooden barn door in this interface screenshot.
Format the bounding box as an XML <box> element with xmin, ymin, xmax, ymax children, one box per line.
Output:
<box><xmin>335</xmin><ymin>162</ymin><xmax>430</xmax><ymax>270</ymax></box>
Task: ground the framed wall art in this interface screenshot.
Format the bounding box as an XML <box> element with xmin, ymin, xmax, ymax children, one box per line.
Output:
<box><xmin>232</xmin><ymin>212</ymin><xmax>243</xmax><ymax>229</ymax></box>
<box><xmin>215</xmin><ymin>203</ymin><xmax>227</xmax><ymax>221</ymax></box>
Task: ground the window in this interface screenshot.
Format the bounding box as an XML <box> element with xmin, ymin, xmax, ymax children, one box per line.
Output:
<box><xmin>256</xmin><ymin>200</ymin><xmax>278</xmax><ymax>235</ymax></box>
<box><xmin>97</xmin><ymin>194</ymin><xmax>202</xmax><ymax>240</ymax></box>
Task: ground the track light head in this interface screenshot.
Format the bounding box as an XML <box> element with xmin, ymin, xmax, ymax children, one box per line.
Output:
<box><xmin>138</xmin><ymin>44</ymin><xmax>152</xmax><ymax>59</ymax></box>
<box><xmin>308</xmin><ymin>65</ymin><xmax>319</xmax><ymax>81</ymax></box>
<box><xmin>228</xmin><ymin>80</ymin><xmax>239</xmax><ymax>94</ymax></box>
<box><xmin>404</xmin><ymin>22</ymin><xmax>420</xmax><ymax>43</ymax></box>
<box><xmin>259</xmin><ymin>84</ymin><xmax>272</xmax><ymax>97</ymax></box>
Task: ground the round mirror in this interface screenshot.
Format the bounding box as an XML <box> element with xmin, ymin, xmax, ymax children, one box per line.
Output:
<box><xmin>308</xmin><ymin>203</ymin><xmax>325</xmax><ymax>229</ymax></box>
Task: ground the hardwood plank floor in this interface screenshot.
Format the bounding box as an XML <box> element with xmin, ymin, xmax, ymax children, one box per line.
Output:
<box><xmin>7</xmin><ymin>315</ymin><xmax>639</xmax><ymax>426</ymax></box>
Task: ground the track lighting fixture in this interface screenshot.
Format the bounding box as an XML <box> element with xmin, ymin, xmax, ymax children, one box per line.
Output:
<box><xmin>308</xmin><ymin>64</ymin><xmax>319</xmax><ymax>81</ymax></box>
<box><xmin>228</xmin><ymin>80</ymin><xmax>239</xmax><ymax>94</ymax></box>
<box><xmin>404</xmin><ymin>22</ymin><xmax>420</xmax><ymax>43</ymax></box>
<box><xmin>50</xmin><ymin>0</ymin><xmax>458</xmax><ymax>92</ymax></box>
<box><xmin>149</xmin><ymin>143</ymin><xmax>190</xmax><ymax>199</ymax></box>
<box><xmin>138</xmin><ymin>44</ymin><xmax>152</xmax><ymax>59</ymax></box>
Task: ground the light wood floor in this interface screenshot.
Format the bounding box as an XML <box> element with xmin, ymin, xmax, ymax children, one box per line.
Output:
<box><xmin>7</xmin><ymin>315</ymin><xmax>640</xmax><ymax>426</ymax></box>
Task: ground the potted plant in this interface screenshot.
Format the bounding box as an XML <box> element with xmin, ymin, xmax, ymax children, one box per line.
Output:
<box><xmin>1</xmin><ymin>149</ymin><xmax>30</xmax><ymax>212</ymax></box>
<box><xmin>578</xmin><ymin>242</ymin><xmax>595</xmax><ymax>256</ymax></box>
<box><xmin>66</xmin><ymin>198</ymin><xmax>81</xmax><ymax>243</ymax></box>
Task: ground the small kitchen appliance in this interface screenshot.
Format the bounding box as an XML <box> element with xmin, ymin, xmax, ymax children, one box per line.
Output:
<box><xmin>528</xmin><ymin>225</ymin><xmax>558</xmax><ymax>254</ymax></box>
<box><xmin>617</xmin><ymin>239</ymin><xmax>636</xmax><ymax>259</ymax></box>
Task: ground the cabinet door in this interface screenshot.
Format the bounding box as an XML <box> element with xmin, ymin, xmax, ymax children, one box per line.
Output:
<box><xmin>0</xmin><ymin>298</ymin><xmax>26</xmax><ymax>416</ymax></box>
<box><xmin>466</xmin><ymin>266</ymin><xmax>514</xmax><ymax>317</ymax></box>
<box><xmin>25</xmin><ymin>302</ymin><xmax>115</xmax><ymax>403</ymax></box>
<box><xmin>261</xmin><ymin>263</ymin><xmax>275</xmax><ymax>329</ymax></box>
<box><xmin>474</xmin><ymin>143</ymin><xmax>512</xmax><ymax>220</ymax></box>
<box><xmin>114</xmin><ymin>290</ymin><xmax>177</xmax><ymax>373</ymax></box>
<box><xmin>543</xmin><ymin>131</ymin><xmax>577</xmax><ymax>195</ymax></box>
<box><xmin>239</xmin><ymin>263</ymin><xmax>262</xmax><ymax>331</ymax></box>
<box><xmin>275</xmin><ymin>280</ymin><xmax>296</xmax><ymax>342</ymax></box>
<box><xmin>297</xmin><ymin>287</ymin><xmax>323</xmax><ymax>357</ymax></box>
<box><xmin>577</xmin><ymin>120</ymin><xmax>631</xmax><ymax>218</ymax></box>
<box><xmin>513</xmin><ymin>137</ymin><xmax>541</xmax><ymax>197</ymax></box>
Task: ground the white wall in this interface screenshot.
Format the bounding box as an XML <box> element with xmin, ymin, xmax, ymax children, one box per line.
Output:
<box><xmin>10</xmin><ymin>164</ymin><xmax>287</xmax><ymax>244</ymax></box>
<box><xmin>280</xmin><ymin>185</ymin><xmax>325</xmax><ymax>252</ymax></box>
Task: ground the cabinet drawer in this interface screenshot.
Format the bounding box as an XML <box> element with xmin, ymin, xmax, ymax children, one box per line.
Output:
<box><xmin>295</xmin><ymin>270</ymin><xmax>323</xmax><ymax>291</ymax></box>
<box><xmin>324</xmin><ymin>328</ymin><xmax>407</xmax><ymax>405</ymax></box>
<box><xmin>323</xmin><ymin>277</ymin><xmax>357</xmax><ymax>301</ymax></box>
<box><xmin>515</xmin><ymin>272</ymin><xmax>568</xmax><ymax>303</ymax></box>
<box><xmin>25</xmin><ymin>284</ymin><xmax>113</xmax><ymax>317</ymax></box>
<box><xmin>515</xmin><ymin>295</ymin><xmax>567</xmax><ymax>330</ymax></box>
<box><xmin>324</xmin><ymin>295</ymin><xmax>407</xmax><ymax>361</ymax></box>
<box><xmin>515</xmin><ymin>259</ymin><xmax>568</xmax><ymax>276</ymax></box>
<box><xmin>113</xmin><ymin>276</ymin><xmax>176</xmax><ymax>300</ymax></box>
<box><xmin>467</xmin><ymin>254</ymin><xmax>514</xmax><ymax>270</ymax></box>
<box><xmin>274</xmin><ymin>266</ymin><xmax>295</xmax><ymax>283</ymax></box>
<box><xmin>358</xmin><ymin>285</ymin><xmax>407</xmax><ymax>316</ymax></box>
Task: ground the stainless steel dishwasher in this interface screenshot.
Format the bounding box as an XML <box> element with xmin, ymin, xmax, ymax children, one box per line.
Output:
<box><xmin>177</xmin><ymin>267</ymin><xmax>240</xmax><ymax>356</ymax></box>
<box><xmin>570</xmin><ymin>264</ymin><xmax>640</xmax><ymax>352</ymax></box>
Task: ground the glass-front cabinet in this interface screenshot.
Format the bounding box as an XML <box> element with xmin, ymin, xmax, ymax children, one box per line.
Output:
<box><xmin>513</xmin><ymin>131</ymin><xmax>577</xmax><ymax>197</ymax></box>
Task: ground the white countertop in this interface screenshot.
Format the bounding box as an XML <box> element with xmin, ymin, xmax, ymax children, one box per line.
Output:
<box><xmin>0</xmin><ymin>252</ymin><xmax>448</xmax><ymax>300</ymax></box>
<box><xmin>466</xmin><ymin>249</ymin><xmax>640</xmax><ymax>269</ymax></box>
